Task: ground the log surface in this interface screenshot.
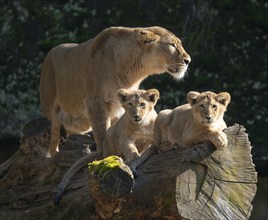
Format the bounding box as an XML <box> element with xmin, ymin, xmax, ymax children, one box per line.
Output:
<box><xmin>95</xmin><ymin>124</ymin><xmax>257</xmax><ymax>219</ymax></box>
<box><xmin>176</xmin><ymin>124</ymin><xmax>257</xmax><ymax>220</ymax></box>
<box><xmin>0</xmin><ymin>118</ymin><xmax>257</xmax><ymax>220</ymax></box>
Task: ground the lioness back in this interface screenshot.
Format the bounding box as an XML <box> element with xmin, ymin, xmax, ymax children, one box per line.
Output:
<box><xmin>103</xmin><ymin>88</ymin><xmax>159</xmax><ymax>165</ymax></box>
<box><xmin>154</xmin><ymin>91</ymin><xmax>231</xmax><ymax>152</ymax></box>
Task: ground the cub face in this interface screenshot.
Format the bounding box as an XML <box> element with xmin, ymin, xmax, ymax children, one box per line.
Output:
<box><xmin>135</xmin><ymin>26</ymin><xmax>191</xmax><ymax>80</ymax></box>
<box><xmin>117</xmin><ymin>89</ymin><xmax>160</xmax><ymax>124</ymax></box>
<box><xmin>187</xmin><ymin>91</ymin><xmax>231</xmax><ymax>126</ymax></box>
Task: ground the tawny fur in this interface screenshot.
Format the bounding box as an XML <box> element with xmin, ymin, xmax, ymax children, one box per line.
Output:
<box><xmin>103</xmin><ymin>89</ymin><xmax>159</xmax><ymax>165</ymax></box>
<box><xmin>154</xmin><ymin>91</ymin><xmax>231</xmax><ymax>152</ymax></box>
<box><xmin>39</xmin><ymin>26</ymin><xmax>191</xmax><ymax>157</ymax></box>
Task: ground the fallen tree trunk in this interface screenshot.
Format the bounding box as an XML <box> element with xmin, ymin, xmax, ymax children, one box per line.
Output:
<box><xmin>0</xmin><ymin>118</ymin><xmax>257</xmax><ymax>220</ymax></box>
<box><xmin>87</xmin><ymin>125</ymin><xmax>257</xmax><ymax>219</ymax></box>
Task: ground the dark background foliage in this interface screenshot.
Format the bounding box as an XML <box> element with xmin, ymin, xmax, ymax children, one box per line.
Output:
<box><xmin>1</xmin><ymin>0</ymin><xmax>267</xmax><ymax>162</ymax></box>
<box><xmin>0</xmin><ymin>0</ymin><xmax>267</xmax><ymax>218</ymax></box>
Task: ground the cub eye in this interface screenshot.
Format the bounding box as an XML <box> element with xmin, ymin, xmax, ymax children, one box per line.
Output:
<box><xmin>140</xmin><ymin>103</ymin><xmax>146</xmax><ymax>108</ymax></box>
<box><xmin>199</xmin><ymin>104</ymin><xmax>205</xmax><ymax>109</ymax></box>
<box><xmin>213</xmin><ymin>105</ymin><xmax>218</xmax><ymax>110</ymax></box>
<box><xmin>128</xmin><ymin>103</ymin><xmax>133</xmax><ymax>107</ymax></box>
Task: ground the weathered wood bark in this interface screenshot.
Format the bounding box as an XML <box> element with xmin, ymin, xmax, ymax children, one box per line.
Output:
<box><xmin>0</xmin><ymin>118</ymin><xmax>257</xmax><ymax>220</ymax></box>
<box><xmin>0</xmin><ymin>118</ymin><xmax>99</xmax><ymax>220</ymax></box>
<box><xmin>176</xmin><ymin>125</ymin><xmax>257</xmax><ymax>220</ymax></box>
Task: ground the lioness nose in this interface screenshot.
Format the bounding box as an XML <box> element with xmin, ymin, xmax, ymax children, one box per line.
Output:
<box><xmin>184</xmin><ymin>57</ymin><xmax>191</xmax><ymax>65</ymax></box>
<box><xmin>133</xmin><ymin>115</ymin><xmax>140</xmax><ymax>119</ymax></box>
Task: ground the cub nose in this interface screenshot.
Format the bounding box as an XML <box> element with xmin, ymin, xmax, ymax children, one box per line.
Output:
<box><xmin>205</xmin><ymin>116</ymin><xmax>212</xmax><ymax>120</ymax></box>
<box><xmin>133</xmin><ymin>115</ymin><xmax>140</xmax><ymax>119</ymax></box>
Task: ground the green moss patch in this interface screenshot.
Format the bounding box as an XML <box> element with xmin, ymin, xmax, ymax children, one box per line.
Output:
<box><xmin>88</xmin><ymin>155</ymin><xmax>122</xmax><ymax>176</ymax></box>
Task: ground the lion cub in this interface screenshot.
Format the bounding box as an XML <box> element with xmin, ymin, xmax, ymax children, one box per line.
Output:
<box><xmin>154</xmin><ymin>91</ymin><xmax>231</xmax><ymax>152</ymax></box>
<box><xmin>103</xmin><ymin>88</ymin><xmax>160</xmax><ymax>165</ymax></box>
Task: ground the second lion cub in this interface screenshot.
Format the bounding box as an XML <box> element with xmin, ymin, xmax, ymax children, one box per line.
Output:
<box><xmin>103</xmin><ymin>88</ymin><xmax>160</xmax><ymax>164</ymax></box>
<box><xmin>154</xmin><ymin>91</ymin><xmax>231</xmax><ymax>152</ymax></box>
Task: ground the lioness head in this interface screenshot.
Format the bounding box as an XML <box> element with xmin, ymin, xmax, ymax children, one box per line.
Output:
<box><xmin>117</xmin><ymin>89</ymin><xmax>160</xmax><ymax>124</ymax></box>
<box><xmin>94</xmin><ymin>26</ymin><xmax>191</xmax><ymax>80</ymax></box>
<box><xmin>135</xmin><ymin>26</ymin><xmax>191</xmax><ymax>80</ymax></box>
<box><xmin>187</xmin><ymin>91</ymin><xmax>231</xmax><ymax>126</ymax></box>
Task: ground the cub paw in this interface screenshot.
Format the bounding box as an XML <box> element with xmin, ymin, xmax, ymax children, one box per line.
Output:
<box><xmin>125</xmin><ymin>152</ymin><xmax>140</xmax><ymax>165</ymax></box>
<box><xmin>211</xmin><ymin>131</ymin><xmax>228</xmax><ymax>149</ymax></box>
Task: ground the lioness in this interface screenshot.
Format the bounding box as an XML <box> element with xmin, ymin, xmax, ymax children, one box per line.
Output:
<box><xmin>154</xmin><ymin>91</ymin><xmax>231</xmax><ymax>152</ymax></box>
<box><xmin>130</xmin><ymin>91</ymin><xmax>231</xmax><ymax>171</ymax></box>
<box><xmin>40</xmin><ymin>26</ymin><xmax>191</xmax><ymax>157</ymax></box>
<box><xmin>103</xmin><ymin>88</ymin><xmax>159</xmax><ymax>165</ymax></box>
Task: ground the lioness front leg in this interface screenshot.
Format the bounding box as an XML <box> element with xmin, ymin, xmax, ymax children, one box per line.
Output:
<box><xmin>89</xmin><ymin>106</ymin><xmax>111</xmax><ymax>153</ymax></box>
<box><xmin>208</xmin><ymin>130</ymin><xmax>228</xmax><ymax>149</ymax></box>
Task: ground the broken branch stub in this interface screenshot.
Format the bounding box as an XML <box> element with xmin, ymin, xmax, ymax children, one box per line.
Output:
<box><xmin>88</xmin><ymin>156</ymin><xmax>134</xmax><ymax>198</ymax></box>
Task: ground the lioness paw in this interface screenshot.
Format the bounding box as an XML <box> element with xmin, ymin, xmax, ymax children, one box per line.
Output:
<box><xmin>46</xmin><ymin>148</ymin><xmax>59</xmax><ymax>158</ymax></box>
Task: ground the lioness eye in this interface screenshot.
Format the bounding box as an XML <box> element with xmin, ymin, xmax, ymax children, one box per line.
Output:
<box><xmin>140</xmin><ymin>103</ymin><xmax>146</xmax><ymax>108</ymax></box>
<box><xmin>199</xmin><ymin>104</ymin><xmax>205</xmax><ymax>109</ymax></box>
<box><xmin>168</xmin><ymin>43</ymin><xmax>176</xmax><ymax>52</ymax></box>
<box><xmin>213</xmin><ymin>105</ymin><xmax>217</xmax><ymax>110</ymax></box>
<box><xmin>128</xmin><ymin>103</ymin><xmax>133</xmax><ymax>107</ymax></box>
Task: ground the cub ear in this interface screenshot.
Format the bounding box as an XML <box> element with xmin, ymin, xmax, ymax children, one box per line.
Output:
<box><xmin>136</xmin><ymin>29</ymin><xmax>159</xmax><ymax>44</ymax></box>
<box><xmin>145</xmin><ymin>89</ymin><xmax>160</xmax><ymax>104</ymax></box>
<box><xmin>187</xmin><ymin>91</ymin><xmax>201</xmax><ymax>106</ymax></box>
<box><xmin>216</xmin><ymin>92</ymin><xmax>231</xmax><ymax>107</ymax></box>
<box><xmin>117</xmin><ymin>89</ymin><xmax>129</xmax><ymax>103</ymax></box>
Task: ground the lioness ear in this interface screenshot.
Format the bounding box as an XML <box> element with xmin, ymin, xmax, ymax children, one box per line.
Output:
<box><xmin>136</xmin><ymin>30</ymin><xmax>159</xmax><ymax>44</ymax></box>
<box><xmin>216</xmin><ymin>92</ymin><xmax>231</xmax><ymax>107</ymax></box>
<box><xmin>117</xmin><ymin>89</ymin><xmax>129</xmax><ymax>103</ymax></box>
<box><xmin>145</xmin><ymin>89</ymin><xmax>160</xmax><ymax>104</ymax></box>
<box><xmin>187</xmin><ymin>91</ymin><xmax>200</xmax><ymax>106</ymax></box>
